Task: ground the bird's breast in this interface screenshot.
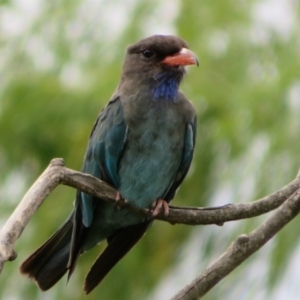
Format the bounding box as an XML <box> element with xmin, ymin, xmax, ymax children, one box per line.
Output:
<box><xmin>118</xmin><ymin>105</ymin><xmax>185</xmax><ymax>208</ymax></box>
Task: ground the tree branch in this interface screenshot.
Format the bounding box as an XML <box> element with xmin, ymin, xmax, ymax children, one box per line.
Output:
<box><xmin>171</xmin><ymin>189</ymin><xmax>300</xmax><ymax>299</ymax></box>
<box><xmin>62</xmin><ymin>161</ymin><xmax>300</xmax><ymax>225</ymax></box>
<box><xmin>0</xmin><ymin>158</ymin><xmax>300</xmax><ymax>299</ymax></box>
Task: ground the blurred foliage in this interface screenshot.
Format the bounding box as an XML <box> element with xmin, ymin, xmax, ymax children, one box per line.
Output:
<box><xmin>0</xmin><ymin>0</ymin><xmax>299</xmax><ymax>299</ymax></box>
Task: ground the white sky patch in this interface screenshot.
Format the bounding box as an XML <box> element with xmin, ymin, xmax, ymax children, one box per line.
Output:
<box><xmin>250</xmin><ymin>0</ymin><xmax>297</xmax><ymax>45</ymax></box>
<box><xmin>0</xmin><ymin>0</ymin><xmax>181</xmax><ymax>85</ymax></box>
<box><xmin>286</xmin><ymin>81</ymin><xmax>300</xmax><ymax>133</ymax></box>
<box><xmin>75</xmin><ymin>0</ymin><xmax>139</xmax><ymax>42</ymax></box>
<box><xmin>213</xmin><ymin>134</ymin><xmax>270</xmax><ymax>206</ymax></box>
<box><xmin>141</xmin><ymin>0</ymin><xmax>180</xmax><ymax>36</ymax></box>
<box><xmin>0</xmin><ymin>0</ymin><xmax>43</xmax><ymax>37</ymax></box>
<box><xmin>59</xmin><ymin>62</ymin><xmax>86</xmax><ymax>88</ymax></box>
<box><xmin>287</xmin><ymin>81</ymin><xmax>300</xmax><ymax>111</ymax></box>
<box><xmin>24</xmin><ymin>35</ymin><xmax>57</xmax><ymax>71</ymax></box>
<box><xmin>0</xmin><ymin>170</ymin><xmax>27</xmax><ymax>204</ymax></box>
<box><xmin>269</xmin><ymin>241</ymin><xmax>300</xmax><ymax>299</ymax></box>
<box><xmin>207</xmin><ymin>30</ymin><xmax>230</xmax><ymax>58</ymax></box>
<box><xmin>247</xmin><ymin>60</ymin><xmax>280</xmax><ymax>83</ymax></box>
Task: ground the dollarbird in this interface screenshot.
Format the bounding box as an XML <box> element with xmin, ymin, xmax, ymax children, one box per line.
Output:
<box><xmin>20</xmin><ymin>35</ymin><xmax>198</xmax><ymax>294</ymax></box>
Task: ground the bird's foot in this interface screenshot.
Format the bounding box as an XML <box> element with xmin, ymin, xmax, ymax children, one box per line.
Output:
<box><xmin>115</xmin><ymin>191</ymin><xmax>128</xmax><ymax>208</ymax></box>
<box><xmin>151</xmin><ymin>199</ymin><xmax>169</xmax><ymax>216</ymax></box>
<box><xmin>115</xmin><ymin>191</ymin><xmax>122</xmax><ymax>202</ymax></box>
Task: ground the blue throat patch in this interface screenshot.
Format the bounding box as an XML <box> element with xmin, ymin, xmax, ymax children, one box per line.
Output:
<box><xmin>152</xmin><ymin>70</ymin><xmax>183</xmax><ymax>102</ymax></box>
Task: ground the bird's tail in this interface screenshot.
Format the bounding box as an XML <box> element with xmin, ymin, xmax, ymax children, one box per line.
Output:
<box><xmin>84</xmin><ymin>220</ymin><xmax>152</xmax><ymax>294</ymax></box>
<box><xmin>20</xmin><ymin>218</ymin><xmax>73</xmax><ymax>291</ymax></box>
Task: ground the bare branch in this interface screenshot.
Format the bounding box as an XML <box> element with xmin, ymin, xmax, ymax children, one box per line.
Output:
<box><xmin>1</xmin><ymin>157</ymin><xmax>300</xmax><ymax>282</ymax></box>
<box><xmin>0</xmin><ymin>158</ymin><xmax>64</xmax><ymax>273</ymax></box>
<box><xmin>62</xmin><ymin>163</ymin><xmax>300</xmax><ymax>226</ymax></box>
<box><xmin>171</xmin><ymin>190</ymin><xmax>300</xmax><ymax>299</ymax></box>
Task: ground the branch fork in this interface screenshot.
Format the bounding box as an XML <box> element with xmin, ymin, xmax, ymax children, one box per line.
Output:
<box><xmin>1</xmin><ymin>158</ymin><xmax>300</xmax><ymax>299</ymax></box>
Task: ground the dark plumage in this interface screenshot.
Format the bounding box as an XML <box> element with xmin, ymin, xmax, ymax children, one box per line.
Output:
<box><xmin>20</xmin><ymin>34</ymin><xmax>198</xmax><ymax>294</ymax></box>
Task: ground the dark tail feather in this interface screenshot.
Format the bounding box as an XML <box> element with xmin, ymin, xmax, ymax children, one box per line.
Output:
<box><xmin>67</xmin><ymin>203</ymin><xmax>88</xmax><ymax>281</ymax></box>
<box><xmin>20</xmin><ymin>218</ymin><xmax>73</xmax><ymax>291</ymax></box>
<box><xmin>84</xmin><ymin>220</ymin><xmax>152</xmax><ymax>294</ymax></box>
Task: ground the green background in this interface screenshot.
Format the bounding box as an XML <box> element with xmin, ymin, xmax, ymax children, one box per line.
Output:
<box><xmin>0</xmin><ymin>0</ymin><xmax>299</xmax><ymax>299</ymax></box>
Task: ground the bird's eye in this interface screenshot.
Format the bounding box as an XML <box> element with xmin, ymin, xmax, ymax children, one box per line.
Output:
<box><xmin>142</xmin><ymin>49</ymin><xmax>154</xmax><ymax>59</ymax></box>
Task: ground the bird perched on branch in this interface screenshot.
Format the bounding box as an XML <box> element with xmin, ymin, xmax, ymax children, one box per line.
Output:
<box><xmin>20</xmin><ymin>35</ymin><xmax>198</xmax><ymax>294</ymax></box>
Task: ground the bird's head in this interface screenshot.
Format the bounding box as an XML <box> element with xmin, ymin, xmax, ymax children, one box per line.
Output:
<box><xmin>120</xmin><ymin>35</ymin><xmax>198</xmax><ymax>102</ymax></box>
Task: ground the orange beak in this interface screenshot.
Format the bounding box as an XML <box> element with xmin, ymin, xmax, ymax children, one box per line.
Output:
<box><xmin>161</xmin><ymin>48</ymin><xmax>199</xmax><ymax>67</ymax></box>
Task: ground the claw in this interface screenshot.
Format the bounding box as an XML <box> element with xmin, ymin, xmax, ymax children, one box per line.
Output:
<box><xmin>115</xmin><ymin>191</ymin><xmax>128</xmax><ymax>209</ymax></box>
<box><xmin>151</xmin><ymin>199</ymin><xmax>169</xmax><ymax>216</ymax></box>
<box><xmin>115</xmin><ymin>191</ymin><xmax>121</xmax><ymax>202</ymax></box>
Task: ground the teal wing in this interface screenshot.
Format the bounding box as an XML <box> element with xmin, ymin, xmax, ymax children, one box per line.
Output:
<box><xmin>164</xmin><ymin>117</ymin><xmax>197</xmax><ymax>201</ymax></box>
<box><xmin>80</xmin><ymin>97</ymin><xmax>128</xmax><ymax>227</ymax></box>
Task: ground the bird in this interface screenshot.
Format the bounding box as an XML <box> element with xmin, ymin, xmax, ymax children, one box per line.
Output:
<box><xmin>20</xmin><ymin>34</ymin><xmax>198</xmax><ymax>294</ymax></box>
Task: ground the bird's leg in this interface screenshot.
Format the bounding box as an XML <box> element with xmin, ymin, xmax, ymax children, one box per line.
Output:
<box><xmin>151</xmin><ymin>199</ymin><xmax>169</xmax><ymax>216</ymax></box>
